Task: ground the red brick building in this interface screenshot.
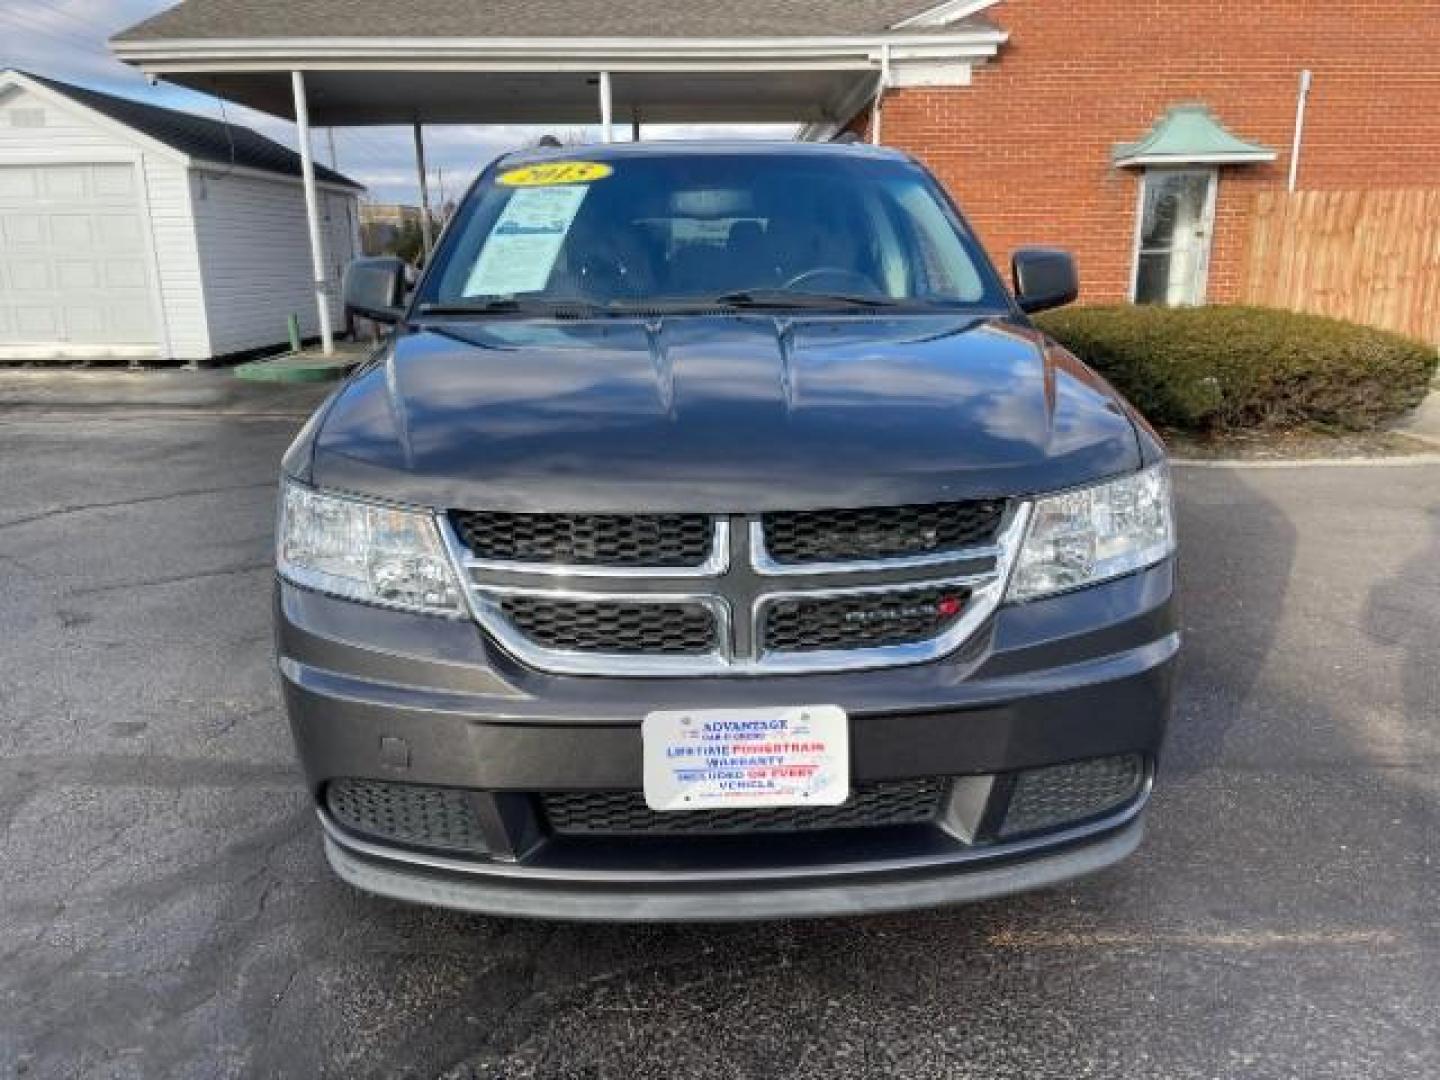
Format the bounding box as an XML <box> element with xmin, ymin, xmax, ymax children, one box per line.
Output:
<box><xmin>853</xmin><ymin>0</ymin><xmax>1440</xmax><ymax>306</ymax></box>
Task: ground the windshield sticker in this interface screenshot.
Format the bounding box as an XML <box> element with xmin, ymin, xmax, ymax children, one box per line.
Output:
<box><xmin>497</xmin><ymin>161</ymin><xmax>613</xmax><ymax>187</ymax></box>
<box><xmin>462</xmin><ymin>184</ymin><xmax>590</xmax><ymax>297</ymax></box>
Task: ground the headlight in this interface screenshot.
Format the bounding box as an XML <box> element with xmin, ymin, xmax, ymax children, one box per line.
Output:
<box><xmin>1007</xmin><ymin>464</ymin><xmax>1174</xmax><ymax>601</ymax></box>
<box><xmin>277</xmin><ymin>482</ymin><xmax>463</xmax><ymax>615</ymax></box>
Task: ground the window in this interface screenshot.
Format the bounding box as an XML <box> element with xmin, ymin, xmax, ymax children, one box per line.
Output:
<box><xmin>1131</xmin><ymin>168</ymin><xmax>1216</xmax><ymax>306</ymax></box>
<box><xmin>419</xmin><ymin>152</ymin><xmax>1005</xmax><ymax>311</ymax></box>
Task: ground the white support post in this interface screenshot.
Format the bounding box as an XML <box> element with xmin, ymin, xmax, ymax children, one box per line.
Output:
<box><xmin>872</xmin><ymin>44</ymin><xmax>891</xmax><ymax>146</ymax></box>
<box><xmin>291</xmin><ymin>71</ymin><xmax>333</xmax><ymax>356</ymax></box>
<box><xmin>413</xmin><ymin>121</ymin><xmax>434</xmax><ymax>256</ymax></box>
<box><xmin>599</xmin><ymin>71</ymin><xmax>614</xmax><ymax>143</ymax></box>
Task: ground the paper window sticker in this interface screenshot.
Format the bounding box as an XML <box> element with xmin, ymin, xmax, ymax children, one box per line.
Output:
<box><xmin>462</xmin><ymin>184</ymin><xmax>590</xmax><ymax>297</ymax></box>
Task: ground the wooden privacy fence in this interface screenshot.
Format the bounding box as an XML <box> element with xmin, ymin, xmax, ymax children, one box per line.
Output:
<box><xmin>1243</xmin><ymin>188</ymin><xmax>1440</xmax><ymax>346</ymax></box>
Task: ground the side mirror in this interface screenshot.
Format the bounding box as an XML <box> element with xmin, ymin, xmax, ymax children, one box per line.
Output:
<box><xmin>343</xmin><ymin>256</ymin><xmax>407</xmax><ymax>324</ymax></box>
<box><xmin>1011</xmin><ymin>248</ymin><xmax>1078</xmax><ymax>314</ymax></box>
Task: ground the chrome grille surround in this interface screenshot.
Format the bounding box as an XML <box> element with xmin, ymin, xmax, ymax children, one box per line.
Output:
<box><xmin>440</xmin><ymin>502</ymin><xmax>1031</xmax><ymax>676</ymax></box>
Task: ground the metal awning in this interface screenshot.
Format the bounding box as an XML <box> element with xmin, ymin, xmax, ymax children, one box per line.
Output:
<box><xmin>110</xmin><ymin>0</ymin><xmax>1008</xmax><ymax>125</ymax></box>
<box><xmin>1113</xmin><ymin>104</ymin><xmax>1276</xmax><ymax>168</ymax></box>
<box><xmin>108</xmin><ymin>65</ymin><xmax>884</xmax><ymax>128</ymax></box>
<box><xmin>112</xmin><ymin>34</ymin><xmax>1006</xmax><ymax>128</ymax></box>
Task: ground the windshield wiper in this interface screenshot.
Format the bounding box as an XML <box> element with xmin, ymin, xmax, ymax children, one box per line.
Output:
<box><xmin>415</xmin><ymin>297</ymin><xmax>605</xmax><ymax>317</ymax></box>
<box><xmin>712</xmin><ymin>289</ymin><xmax>899</xmax><ymax>310</ymax></box>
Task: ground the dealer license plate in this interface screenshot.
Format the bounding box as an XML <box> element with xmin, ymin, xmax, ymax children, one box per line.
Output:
<box><xmin>642</xmin><ymin>705</ymin><xmax>849</xmax><ymax>812</ymax></box>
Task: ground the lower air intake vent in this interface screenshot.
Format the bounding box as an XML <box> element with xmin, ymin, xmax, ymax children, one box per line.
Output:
<box><xmin>542</xmin><ymin>778</ymin><xmax>948</xmax><ymax>836</ymax></box>
<box><xmin>501</xmin><ymin>596</ymin><xmax>717</xmax><ymax>655</ymax></box>
<box><xmin>326</xmin><ymin>778</ymin><xmax>488</xmax><ymax>854</ymax></box>
<box><xmin>999</xmin><ymin>754</ymin><xmax>1145</xmax><ymax>838</ymax></box>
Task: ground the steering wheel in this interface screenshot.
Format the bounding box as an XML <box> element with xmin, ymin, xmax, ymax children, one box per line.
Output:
<box><xmin>781</xmin><ymin>267</ymin><xmax>882</xmax><ymax>295</ymax></box>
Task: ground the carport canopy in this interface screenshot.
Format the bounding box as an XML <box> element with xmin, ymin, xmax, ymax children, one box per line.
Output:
<box><xmin>110</xmin><ymin>0</ymin><xmax>1009</xmax><ymax>350</ymax></box>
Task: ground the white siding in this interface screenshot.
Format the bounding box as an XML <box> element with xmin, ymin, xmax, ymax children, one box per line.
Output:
<box><xmin>191</xmin><ymin>167</ymin><xmax>360</xmax><ymax>356</ymax></box>
<box><xmin>0</xmin><ymin>84</ymin><xmax>135</xmax><ymax>162</ymax></box>
<box><xmin>0</xmin><ymin>82</ymin><xmax>210</xmax><ymax>361</ymax></box>
<box><xmin>139</xmin><ymin>156</ymin><xmax>210</xmax><ymax>361</ymax></box>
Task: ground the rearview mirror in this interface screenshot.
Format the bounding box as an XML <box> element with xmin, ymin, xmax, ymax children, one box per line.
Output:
<box><xmin>343</xmin><ymin>256</ymin><xmax>407</xmax><ymax>324</ymax></box>
<box><xmin>1011</xmin><ymin>248</ymin><xmax>1079</xmax><ymax>314</ymax></box>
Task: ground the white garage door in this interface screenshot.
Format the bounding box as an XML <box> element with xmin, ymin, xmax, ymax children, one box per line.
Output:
<box><xmin>0</xmin><ymin>163</ymin><xmax>157</xmax><ymax>355</ymax></box>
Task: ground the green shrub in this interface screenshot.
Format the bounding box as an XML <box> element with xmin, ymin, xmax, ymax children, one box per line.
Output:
<box><xmin>1034</xmin><ymin>305</ymin><xmax>1438</xmax><ymax>433</ymax></box>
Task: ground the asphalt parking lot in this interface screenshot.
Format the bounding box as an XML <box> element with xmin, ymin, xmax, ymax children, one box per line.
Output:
<box><xmin>1</xmin><ymin>371</ymin><xmax>1437</xmax><ymax>1079</ymax></box>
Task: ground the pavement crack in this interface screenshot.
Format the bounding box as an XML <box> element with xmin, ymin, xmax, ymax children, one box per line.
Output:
<box><xmin>0</xmin><ymin>754</ymin><xmax>299</xmax><ymax>792</ymax></box>
<box><xmin>68</xmin><ymin>562</ymin><xmax>271</xmax><ymax>596</ymax></box>
<box><xmin>0</xmin><ymin>481</ymin><xmax>275</xmax><ymax>532</ymax></box>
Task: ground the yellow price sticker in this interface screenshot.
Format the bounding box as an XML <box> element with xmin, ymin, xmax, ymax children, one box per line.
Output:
<box><xmin>497</xmin><ymin>161</ymin><xmax>614</xmax><ymax>187</ymax></box>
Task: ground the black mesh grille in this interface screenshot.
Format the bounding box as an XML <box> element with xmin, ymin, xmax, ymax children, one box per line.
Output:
<box><xmin>762</xmin><ymin>501</ymin><xmax>1005</xmax><ymax>564</ymax></box>
<box><xmin>326</xmin><ymin>779</ymin><xmax>488</xmax><ymax>854</ymax></box>
<box><xmin>501</xmin><ymin>596</ymin><xmax>717</xmax><ymax>655</ymax></box>
<box><xmin>763</xmin><ymin>585</ymin><xmax>971</xmax><ymax>652</ymax></box>
<box><xmin>543</xmin><ymin>778</ymin><xmax>948</xmax><ymax>836</ymax></box>
<box><xmin>1000</xmin><ymin>754</ymin><xmax>1145</xmax><ymax>838</ymax></box>
<box><xmin>451</xmin><ymin>511</ymin><xmax>713</xmax><ymax>567</ymax></box>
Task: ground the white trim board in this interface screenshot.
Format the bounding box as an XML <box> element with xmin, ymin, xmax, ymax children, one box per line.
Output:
<box><xmin>113</xmin><ymin>32</ymin><xmax>1009</xmax><ymax>56</ymax></box>
<box><xmin>112</xmin><ymin>31</ymin><xmax>1010</xmax><ymax>81</ymax></box>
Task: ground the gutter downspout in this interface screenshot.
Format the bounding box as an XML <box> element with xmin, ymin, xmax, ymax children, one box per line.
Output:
<box><xmin>871</xmin><ymin>43</ymin><xmax>892</xmax><ymax>145</ymax></box>
<box><xmin>1288</xmin><ymin>69</ymin><xmax>1312</xmax><ymax>193</ymax></box>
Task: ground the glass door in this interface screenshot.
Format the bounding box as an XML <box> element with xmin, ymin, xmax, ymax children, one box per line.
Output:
<box><xmin>1131</xmin><ymin>168</ymin><xmax>1217</xmax><ymax>306</ymax></box>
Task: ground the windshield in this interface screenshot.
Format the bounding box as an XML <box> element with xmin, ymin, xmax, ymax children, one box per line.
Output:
<box><xmin>416</xmin><ymin>151</ymin><xmax>1008</xmax><ymax>312</ymax></box>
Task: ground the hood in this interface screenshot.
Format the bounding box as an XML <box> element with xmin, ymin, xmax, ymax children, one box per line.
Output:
<box><xmin>306</xmin><ymin>314</ymin><xmax>1141</xmax><ymax>512</ymax></box>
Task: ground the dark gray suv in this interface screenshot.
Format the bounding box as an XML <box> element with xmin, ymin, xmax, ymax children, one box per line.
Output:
<box><xmin>276</xmin><ymin>141</ymin><xmax>1177</xmax><ymax>920</ymax></box>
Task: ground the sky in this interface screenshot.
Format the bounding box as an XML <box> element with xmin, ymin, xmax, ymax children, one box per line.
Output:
<box><xmin>0</xmin><ymin>0</ymin><xmax>793</xmax><ymax>204</ymax></box>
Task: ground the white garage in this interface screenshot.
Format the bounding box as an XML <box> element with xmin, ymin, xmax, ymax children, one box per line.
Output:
<box><xmin>0</xmin><ymin>69</ymin><xmax>363</xmax><ymax>364</ymax></box>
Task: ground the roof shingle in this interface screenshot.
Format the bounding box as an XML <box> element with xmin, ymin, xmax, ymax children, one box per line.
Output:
<box><xmin>114</xmin><ymin>0</ymin><xmax>995</xmax><ymax>41</ymax></box>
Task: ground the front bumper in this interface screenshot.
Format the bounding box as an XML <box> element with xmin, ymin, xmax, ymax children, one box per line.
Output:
<box><xmin>278</xmin><ymin>560</ymin><xmax>1177</xmax><ymax>920</ymax></box>
<box><xmin>322</xmin><ymin>816</ymin><xmax>1145</xmax><ymax>921</ymax></box>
